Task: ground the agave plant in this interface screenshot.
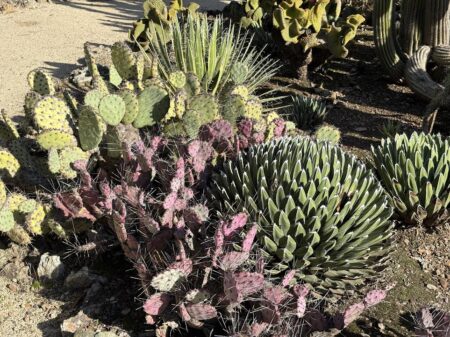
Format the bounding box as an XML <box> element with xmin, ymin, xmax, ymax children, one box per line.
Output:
<box><xmin>289</xmin><ymin>94</ymin><xmax>328</xmax><ymax>130</ymax></box>
<box><xmin>209</xmin><ymin>137</ymin><xmax>394</xmax><ymax>294</ymax></box>
<box><xmin>147</xmin><ymin>14</ymin><xmax>279</xmax><ymax>97</ymax></box>
<box><xmin>372</xmin><ymin>132</ymin><xmax>450</xmax><ymax>227</ymax></box>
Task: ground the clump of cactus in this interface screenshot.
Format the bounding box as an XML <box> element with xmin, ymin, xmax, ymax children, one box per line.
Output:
<box><xmin>147</xmin><ymin>14</ymin><xmax>279</xmax><ymax>98</ymax></box>
<box><xmin>209</xmin><ymin>137</ymin><xmax>394</xmax><ymax>295</ymax></box>
<box><xmin>51</xmin><ymin>129</ymin><xmax>390</xmax><ymax>335</ymax></box>
<box><xmin>129</xmin><ymin>0</ymin><xmax>200</xmax><ymax>50</ymax></box>
<box><xmin>372</xmin><ymin>132</ymin><xmax>450</xmax><ymax>227</ymax></box>
<box><xmin>225</xmin><ymin>0</ymin><xmax>365</xmax><ymax>77</ymax></box>
<box><xmin>314</xmin><ymin>124</ymin><xmax>341</xmax><ymax>145</ymax></box>
<box><xmin>373</xmin><ymin>0</ymin><xmax>450</xmax><ymax>102</ymax></box>
<box><xmin>289</xmin><ymin>94</ymin><xmax>328</xmax><ymax>130</ymax></box>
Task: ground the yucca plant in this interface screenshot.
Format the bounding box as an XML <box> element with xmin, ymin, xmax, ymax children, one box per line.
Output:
<box><xmin>288</xmin><ymin>95</ymin><xmax>328</xmax><ymax>130</ymax></box>
<box><xmin>209</xmin><ymin>137</ymin><xmax>394</xmax><ymax>294</ymax></box>
<box><xmin>372</xmin><ymin>132</ymin><xmax>450</xmax><ymax>227</ymax></box>
<box><xmin>147</xmin><ymin>14</ymin><xmax>280</xmax><ymax>97</ymax></box>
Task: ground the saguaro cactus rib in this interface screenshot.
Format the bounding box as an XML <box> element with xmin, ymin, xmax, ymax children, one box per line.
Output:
<box><xmin>373</xmin><ymin>0</ymin><xmax>405</xmax><ymax>82</ymax></box>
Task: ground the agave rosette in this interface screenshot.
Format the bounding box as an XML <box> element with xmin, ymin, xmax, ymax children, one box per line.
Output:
<box><xmin>372</xmin><ymin>132</ymin><xmax>450</xmax><ymax>227</ymax></box>
<box><xmin>210</xmin><ymin>137</ymin><xmax>394</xmax><ymax>293</ymax></box>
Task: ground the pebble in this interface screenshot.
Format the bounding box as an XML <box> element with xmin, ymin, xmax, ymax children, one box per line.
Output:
<box><xmin>37</xmin><ymin>253</ymin><xmax>65</xmax><ymax>282</ymax></box>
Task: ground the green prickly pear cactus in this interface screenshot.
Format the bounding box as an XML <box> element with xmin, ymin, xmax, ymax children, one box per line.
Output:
<box><xmin>134</xmin><ymin>85</ymin><xmax>170</xmax><ymax>128</ymax></box>
<box><xmin>314</xmin><ymin>124</ymin><xmax>341</xmax><ymax>145</ymax></box>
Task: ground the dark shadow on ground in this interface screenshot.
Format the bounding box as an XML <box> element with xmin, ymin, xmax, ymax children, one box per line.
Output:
<box><xmin>54</xmin><ymin>0</ymin><xmax>142</xmax><ymax>32</ymax></box>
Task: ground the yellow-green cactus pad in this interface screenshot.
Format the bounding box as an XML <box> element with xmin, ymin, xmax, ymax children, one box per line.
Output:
<box><xmin>0</xmin><ymin>180</ymin><xmax>6</xmax><ymax>206</ymax></box>
<box><xmin>7</xmin><ymin>193</ymin><xmax>27</xmax><ymax>212</ymax></box>
<box><xmin>25</xmin><ymin>203</ymin><xmax>46</xmax><ymax>235</ymax></box>
<box><xmin>33</xmin><ymin>96</ymin><xmax>72</xmax><ymax>133</ymax></box>
<box><xmin>1</xmin><ymin>111</ymin><xmax>19</xmax><ymax>140</ymax></box>
<box><xmin>36</xmin><ymin>130</ymin><xmax>77</xmax><ymax>150</ymax></box>
<box><xmin>230</xmin><ymin>85</ymin><xmax>250</xmax><ymax>100</ymax></box>
<box><xmin>59</xmin><ymin>147</ymin><xmax>90</xmax><ymax>179</ymax></box>
<box><xmin>84</xmin><ymin>89</ymin><xmax>106</xmax><ymax>110</ymax></box>
<box><xmin>118</xmin><ymin>89</ymin><xmax>139</xmax><ymax>125</ymax></box>
<box><xmin>169</xmin><ymin>71</ymin><xmax>187</xmax><ymax>89</ymax></box>
<box><xmin>134</xmin><ymin>85</ymin><xmax>170</xmax><ymax>128</ymax></box>
<box><xmin>18</xmin><ymin>199</ymin><xmax>38</xmax><ymax>214</ymax></box>
<box><xmin>78</xmin><ymin>106</ymin><xmax>105</xmax><ymax>151</ymax></box>
<box><xmin>27</xmin><ymin>69</ymin><xmax>56</xmax><ymax>96</ymax></box>
<box><xmin>48</xmin><ymin>148</ymin><xmax>61</xmax><ymax>174</ymax></box>
<box><xmin>0</xmin><ymin>209</ymin><xmax>15</xmax><ymax>232</ymax></box>
<box><xmin>244</xmin><ymin>99</ymin><xmax>263</xmax><ymax>120</ymax></box>
<box><xmin>0</xmin><ymin>149</ymin><xmax>20</xmax><ymax>177</ymax></box>
<box><xmin>98</xmin><ymin>94</ymin><xmax>126</xmax><ymax>126</ymax></box>
<box><xmin>309</xmin><ymin>0</ymin><xmax>330</xmax><ymax>33</ymax></box>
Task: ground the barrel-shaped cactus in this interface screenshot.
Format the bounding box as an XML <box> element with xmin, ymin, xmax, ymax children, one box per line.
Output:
<box><xmin>372</xmin><ymin>132</ymin><xmax>450</xmax><ymax>227</ymax></box>
<box><xmin>209</xmin><ymin>137</ymin><xmax>394</xmax><ymax>294</ymax></box>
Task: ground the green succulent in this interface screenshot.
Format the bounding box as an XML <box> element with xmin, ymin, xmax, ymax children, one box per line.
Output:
<box><xmin>314</xmin><ymin>124</ymin><xmax>341</xmax><ymax>145</ymax></box>
<box><xmin>209</xmin><ymin>137</ymin><xmax>394</xmax><ymax>294</ymax></box>
<box><xmin>372</xmin><ymin>132</ymin><xmax>450</xmax><ymax>227</ymax></box>
<box><xmin>289</xmin><ymin>95</ymin><xmax>328</xmax><ymax>130</ymax></box>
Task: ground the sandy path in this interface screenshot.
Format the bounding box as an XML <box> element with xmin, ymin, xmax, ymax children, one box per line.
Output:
<box><xmin>0</xmin><ymin>0</ymin><xmax>228</xmax><ymax>114</ymax></box>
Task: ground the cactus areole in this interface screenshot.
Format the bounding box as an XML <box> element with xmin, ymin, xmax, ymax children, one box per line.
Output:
<box><xmin>209</xmin><ymin>137</ymin><xmax>394</xmax><ymax>294</ymax></box>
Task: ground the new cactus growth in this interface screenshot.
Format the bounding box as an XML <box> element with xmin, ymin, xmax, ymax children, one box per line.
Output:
<box><xmin>372</xmin><ymin>132</ymin><xmax>450</xmax><ymax>227</ymax></box>
<box><xmin>210</xmin><ymin>137</ymin><xmax>394</xmax><ymax>294</ymax></box>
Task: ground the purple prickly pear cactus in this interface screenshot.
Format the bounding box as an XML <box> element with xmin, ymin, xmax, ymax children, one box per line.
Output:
<box><xmin>222</xmin><ymin>212</ymin><xmax>248</xmax><ymax>237</ymax></box>
<box><xmin>185</xmin><ymin>303</ymin><xmax>218</xmax><ymax>321</ymax></box>
<box><xmin>224</xmin><ymin>271</ymin><xmax>264</xmax><ymax>303</ymax></box>
<box><xmin>220</xmin><ymin>251</ymin><xmax>249</xmax><ymax>271</ymax></box>
<box><xmin>364</xmin><ymin>289</ymin><xmax>387</xmax><ymax>307</ymax></box>
<box><xmin>143</xmin><ymin>293</ymin><xmax>172</xmax><ymax>316</ymax></box>
<box><xmin>187</xmin><ymin>140</ymin><xmax>214</xmax><ymax>174</ymax></box>
<box><xmin>242</xmin><ymin>224</ymin><xmax>258</xmax><ymax>253</ymax></box>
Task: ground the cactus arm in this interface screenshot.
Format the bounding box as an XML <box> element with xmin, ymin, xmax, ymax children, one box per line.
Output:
<box><xmin>404</xmin><ymin>46</ymin><xmax>444</xmax><ymax>101</ymax></box>
<box><xmin>399</xmin><ymin>0</ymin><xmax>424</xmax><ymax>56</ymax></box>
<box><xmin>423</xmin><ymin>0</ymin><xmax>450</xmax><ymax>47</ymax></box>
<box><xmin>431</xmin><ymin>45</ymin><xmax>450</xmax><ymax>66</ymax></box>
<box><xmin>373</xmin><ymin>0</ymin><xmax>405</xmax><ymax>81</ymax></box>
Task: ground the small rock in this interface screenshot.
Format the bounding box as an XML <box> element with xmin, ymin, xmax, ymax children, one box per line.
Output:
<box><xmin>61</xmin><ymin>311</ymin><xmax>92</xmax><ymax>335</ymax></box>
<box><xmin>37</xmin><ymin>253</ymin><xmax>65</xmax><ymax>282</ymax></box>
<box><xmin>439</xmin><ymin>277</ymin><xmax>448</xmax><ymax>290</ymax></box>
<box><xmin>6</xmin><ymin>283</ymin><xmax>18</xmax><ymax>292</ymax></box>
<box><xmin>65</xmin><ymin>267</ymin><xmax>97</xmax><ymax>289</ymax></box>
<box><xmin>426</xmin><ymin>283</ymin><xmax>438</xmax><ymax>291</ymax></box>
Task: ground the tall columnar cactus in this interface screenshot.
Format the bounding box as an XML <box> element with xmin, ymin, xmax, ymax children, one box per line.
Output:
<box><xmin>374</xmin><ymin>0</ymin><xmax>450</xmax><ymax>101</ymax></box>
<box><xmin>209</xmin><ymin>137</ymin><xmax>394</xmax><ymax>294</ymax></box>
<box><xmin>372</xmin><ymin>132</ymin><xmax>450</xmax><ymax>227</ymax></box>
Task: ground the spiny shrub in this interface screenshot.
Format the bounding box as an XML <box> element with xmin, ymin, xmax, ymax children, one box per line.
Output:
<box><xmin>372</xmin><ymin>132</ymin><xmax>450</xmax><ymax>227</ymax></box>
<box><xmin>209</xmin><ymin>137</ymin><xmax>394</xmax><ymax>295</ymax></box>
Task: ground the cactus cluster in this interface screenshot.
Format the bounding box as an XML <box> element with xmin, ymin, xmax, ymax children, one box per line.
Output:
<box><xmin>129</xmin><ymin>0</ymin><xmax>199</xmax><ymax>50</ymax></box>
<box><xmin>48</xmin><ymin>127</ymin><xmax>390</xmax><ymax>336</ymax></box>
<box><xmin>372</xmin><ymin>132</ymin><xmax>450</xmax><ymax>227</ymax></box>
<box><xmin>373</xmin><ymin>0</ymin><xmax>450</xmax><ymax>102</ymax></box>
<box><xmin>210</xmin><ymin>137</ymin><xmax>394</xmax><ymax>294</ymax></box>
<box><xmin>226</xmin><ymin>0</ymin><xmax>365</xmax><ymax>61</ymax></box>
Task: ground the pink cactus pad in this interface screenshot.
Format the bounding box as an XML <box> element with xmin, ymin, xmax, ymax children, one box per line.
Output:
<box><xmin>364</xmin><ymin>289</ymin><xmax>387</xmax><ymax>307</ymax></box>
<box><xmin>185</xmin><ymin>303</ymin><xmax>218</xmax><ymax>321</ymax></box>
<box><xmin>222</xmin><ymin>213</ymin><xmax>248</xmax><ymax>237</ymax></box>
<box><xmin>224</xmin><ymin>271</ymin><xmax>264</xmax><ymax>303</ymax></box>
<box><xmin>242</xmin><ymin>224</ymin><xmax>258</xmax><ymax>253</ymax></box>
<box><xmin>293</xmin><ymin>284</ymin><xmax>309</xmax><ymax>298</ymax></box>
<box><xmin>143</xmin><ymin>293</ymin><xmax>172</xmax><ymax>316</ymax></box>
<box><xmin>219</xmin><ymin>251</ymin><xmax>249</xmax><ymax>271</ymax></box>
<box><xmin>282</xmin><ymin>270</ymin><xmax>296</xmax><ymax>287</ymax></box>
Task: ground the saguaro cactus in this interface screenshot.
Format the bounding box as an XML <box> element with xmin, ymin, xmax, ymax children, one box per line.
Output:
<box><xmin>374</xmin><ymin>0</ymin><xmax>450</xmax><ymax>101</ymax></box>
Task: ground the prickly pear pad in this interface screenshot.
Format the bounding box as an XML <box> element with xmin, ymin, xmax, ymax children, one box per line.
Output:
<box><xmin>0</xmin><ymin>149</ymin><xmax>20</xmax><ymax>177</ymax></box>
<box><xmin>78</xmin><ymin>106</ymin><xmax>105</xmax><ymax>151</ymax></box>
<box><xmin>36</xmin><ymin>130</ymin><xmax>77</xmax><ymax>150</ymax></box>
<box><xmin>98</xmin><ymin>94</ymin><xmax>126</xmax><ymax>126</ymax></box>
<box><xmin>33</xmin><ymin>96</ymin><xmax>72</xmax><ymax>133</ymax></box>
<box><xmin>134</xmin><ymin>85</ymin><xmax>170</xmax><ymax>128</ymax></box>
<box><xmin>0</xmin><ymin>209</ymin><xmax>15</xmax><ymax>232</ymax></box>
<box><xmin>84</xmin><ymin>89</ymin><xmax>106</xmax><ymax>110</ymax></box>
